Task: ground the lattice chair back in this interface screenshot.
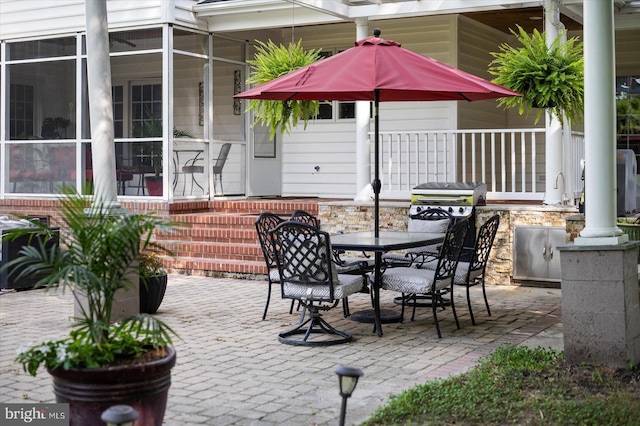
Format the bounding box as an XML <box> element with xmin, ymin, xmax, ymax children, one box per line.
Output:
<box><xmin>469</xmin><ymin>214</ymin><xmax>500</xmax><ymax>274</ymax></box>
<box><xmin>255</xmin><ymin>213</ymin><xmax>285</xmax><ymax>270</ymax></box>
<box><xmin>432</xmin><ymin>218</ymin><xmax>469</xmax><ymax>291</ymax></box>
<box><xmin>290</xmin><ymin>210</ymin><xmax>320</xmax><ymax>229</ymax></box>
<box><xmin>269</xmin><ymin>221</ymin><xmax>338</xmax><ymax>303</ymax></box>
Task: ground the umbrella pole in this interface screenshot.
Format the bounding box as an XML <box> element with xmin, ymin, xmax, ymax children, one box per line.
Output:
<box><xmin>373</xmin><ymin>90</ymin><xmax>381</xmax><ymax>238</ymax></box>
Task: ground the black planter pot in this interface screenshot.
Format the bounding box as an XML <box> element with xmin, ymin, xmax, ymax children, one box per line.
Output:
<box><xmin>140</xmin><ymin>274</ymin><xmax>168</xmax><ymax>314</ymax></box>
<box><xmin>49</xmin><ymin>346</ymin><xmax>176</xmax><ymax>426</ymax></box>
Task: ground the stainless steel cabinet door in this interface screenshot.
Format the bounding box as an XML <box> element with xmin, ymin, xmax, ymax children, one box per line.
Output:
<box><xmin>514</xmin><ymin>226</ymin><xmax>567</xmax><ymax>282</ymax></box>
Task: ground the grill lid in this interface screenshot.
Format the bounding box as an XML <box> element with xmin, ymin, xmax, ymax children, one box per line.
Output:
<box><xmin>411</xmin><ymin>182</ymin><xmax>487</xmax><ymax>206</ymax></box>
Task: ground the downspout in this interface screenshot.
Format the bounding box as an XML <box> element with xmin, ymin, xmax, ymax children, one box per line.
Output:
<box><xmin>542</xmin><ymin>0</ymin><xmax>566</xmax><ymax>206</ymax></box>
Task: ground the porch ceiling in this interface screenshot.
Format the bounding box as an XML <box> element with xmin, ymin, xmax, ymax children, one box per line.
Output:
<box><xmin>195</xmin><ymin>1</ymin><xmax>640</xmax><ymax>33</ymax></box>
<box><xmin>462</xmin><ymin>7</ymin><xmax>582</xmax><ymax>34</ymax></box>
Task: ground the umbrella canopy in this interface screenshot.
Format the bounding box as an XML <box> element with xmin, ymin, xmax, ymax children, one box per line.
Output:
<box><xmin>236</xmin><ymin>29</ymin><xmax>520</xmax><ymax>235</ymax></box>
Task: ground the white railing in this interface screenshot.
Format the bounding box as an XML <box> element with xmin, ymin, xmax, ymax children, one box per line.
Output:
<box><xmin>372</xmin><ymin>128</ymin><xmax>585</xmax><ymax>201</ymax></box>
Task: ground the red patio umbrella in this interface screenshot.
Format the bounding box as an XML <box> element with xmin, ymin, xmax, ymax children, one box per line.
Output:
<box><xmin>236</xmin><ymin>29</ymin><xmax>520</xmax><ymax>236</ymax></box>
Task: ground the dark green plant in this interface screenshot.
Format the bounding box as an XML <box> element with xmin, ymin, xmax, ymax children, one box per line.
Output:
<box><xmin>246</xmin><ymin>39</ymin><xmax>322</xmax><ymax>138</ymax></box>
<box><xmin>489</xmin><ymin>25</ymin><xmax>584</xmax><ymax>125</ymax></box>
<box><xmin>617</xmin><ymin>96</ymin><xmax>640</xmax><ymax>137</ymax></box>
<box><xmin>132</xmin><ymin>108</ymin><xmax>193</xmax><ymax>177</ymax></box>
<box><xmin>139</xmin><ymin>251</ymin><xmax>166</xmax><ymax>277</ymax></box>
<box><xmin>2</xmin><ymin>189</ymin><xmax>177</xmax><ymax>375</ymax></box>
<box><xmin>41</xmin><ymin>117</ymin><xmax>71</xmax><ymax>139</ymax></box>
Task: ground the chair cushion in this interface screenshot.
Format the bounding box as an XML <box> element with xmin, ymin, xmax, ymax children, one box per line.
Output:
<box><xmin>283</xmin><ymin>274</ymin><xmax>364</xmax><ymax>300</ymax></box>
<box><xmin>339</xmin><ymin>257</ymin><xmax>376</xmax><ymax>268</ymax></box>
<box><xmin>408</xmin><ymin>218</ymin><xmax>450</xmax><ymax>233</ymax></box>
<box><xmin>269</xmin><ymin>268</ymin><xmax>280</xmax><ymax>283</ymax></box>
<box><xmin>383</xmin><ymin>218</ymin><xmax>448</xmax><ymax>260</ymax></box>
<box><xmin>382</xmin><ymin>252</ymin><xmax>413</xmax><ymax>265</ymax></box>
<box><xmin>421</xmin><ymin>260</ymin><xmax>482</xmax><ymax>285</ymax></box>
<box><xmin>452</xmin><ymin>261</ymin><xmax>483</xmax><ymax>285</ymax></box>
<box><xmin>334</xmin><ymin>262</ymin><xmax>362</xmax><ymax>274</ymax></box>
<box><xmin>381</xmin><ymin>267</ymin><xmax>452</xmax><ymax>294</ymax></box>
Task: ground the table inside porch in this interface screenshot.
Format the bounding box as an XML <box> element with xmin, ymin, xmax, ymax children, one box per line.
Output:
<box><xmin>173</xmin><ymin>149</ymin><xmax>205</xmax><ymax>195</ymax></box>
<box><xmin>330</xmin><ymin>230</ymin><xmax>446</xmax><ymax>336</ymax></box>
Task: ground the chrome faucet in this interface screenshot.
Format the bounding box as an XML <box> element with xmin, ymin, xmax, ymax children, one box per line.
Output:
<box><xmin>553</xmin><ymin>172</ymin><xmax>565</xmax><ymax>190</ymax></box>
<box><xmin>553</xmin><ymin>172</ymin><xmax>570</xmax><ymax>205</ymax></box>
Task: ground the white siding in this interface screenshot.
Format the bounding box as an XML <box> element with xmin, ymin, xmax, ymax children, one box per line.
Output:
<box><xmin>0</xmin><ymin>0</ymin><xmax>205</xmax><ymax>40</ymax></box>
<box><xmin>456</xmin><ymin>16</ymin><xmax>511</xmax><ymax>130</ymax></box>
<box><xmin>276</xmin><ymin>16</ymin><xmax>460</xmax><ymax>198</ymax></box>
<box><xmin>456</xmin><ymin>17</ymin><xmax>543</xmax><ymax>189</ymax></box>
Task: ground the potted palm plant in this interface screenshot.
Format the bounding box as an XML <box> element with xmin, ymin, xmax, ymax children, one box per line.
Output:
<box><xmin>139</xmin><ymin>251</ymin><xmax>168</xmax><ymax>314</ymax></box>
<box><xmin>2</xmin><ymin>190</ymin><xmax>177</xmax><ymax>425</ymax></box>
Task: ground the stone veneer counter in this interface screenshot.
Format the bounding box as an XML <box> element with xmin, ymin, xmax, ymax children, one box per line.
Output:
<box><xmin>319</xmin><ymin>200</ymin><xmax>579</xmax><ymax>286</ymax></box>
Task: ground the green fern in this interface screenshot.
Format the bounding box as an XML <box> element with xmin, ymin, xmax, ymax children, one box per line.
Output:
<box><xmin>246</xmin><ymin>39</ymin><xmax>321</xmax><ymax>137</ymax></box>
<box><xmin>489</xmin><ymin>25</ymin><xmax>584</xmax><ymax>125</ymax></box>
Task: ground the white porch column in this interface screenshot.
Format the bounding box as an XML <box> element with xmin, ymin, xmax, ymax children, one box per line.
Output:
<box><xmin>354</xmin><ymin>18</ymin><xmax>372</xmax><ymax>201</ymax></box>
<box><xmin>575</xmin><ymin>0</ymin><xmax>625</xmax><ymax>244</ymax></box>
<box><xmin>85</xmin><ymin>0</ymin><xmax>119</xmax><ymax>205</ymax></box>
<box><xmin>542</xmin><ymin>0</ymin><xmax>565</xmax><ymax>206</ymax></box>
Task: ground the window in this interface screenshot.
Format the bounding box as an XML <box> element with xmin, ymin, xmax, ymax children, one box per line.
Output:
<box><xmin>9</xmin><ymin>84</ymin><xmax>34</xmax><ymax>139</ymax></box>
<box><xmin>112</xmin><ymin>86</ymin><xmax>124</xmax><ymax>138</ymax></box>
<box><xmin>131</xmin><ymin>83</ymin><xmax>162</xmax><ymax>137</ymax></box>
<box><xmin>616</xmin><ymin>75</ymin><xmax>640</xmax><ymax>163</ymax></box>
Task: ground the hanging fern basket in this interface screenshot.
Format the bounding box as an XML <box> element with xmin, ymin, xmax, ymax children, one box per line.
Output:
<box><xmin>488</xmin><ymin>25</ymin><xmax>584</xmax><ymax>125</ymax></box>
<box><xmin>245</xmin><ymin>40</ymin><xmax>322</xmax><ymax>138</ymax></box>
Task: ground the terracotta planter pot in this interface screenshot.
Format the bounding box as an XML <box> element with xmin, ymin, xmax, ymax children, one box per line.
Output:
<box><xmin>49</xmin><ymin>346</ymin><xmax>176</xmax><ymax>426</ymax></box>
<box><xmin>145</xmin><ymin>177</ymin><xmax>163</xmax><ymax>196</ymax></box>
<box><xmin>140</xmin><ymin>274</ymin><xmax>168</xmax><ymax>314</ymax></box>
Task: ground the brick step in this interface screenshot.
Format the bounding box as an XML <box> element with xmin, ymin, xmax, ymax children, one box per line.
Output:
<box><xmin>148</xmin><ymin>198</ymin><xmax>327</xmax><ymax>277</ymax></box>
<box><xmin>162</xmin><ymin>255</ymin><xmax>267</xmax><ymax>276</ymax></box>
<box><xmin>154</xmin><ymin>226</ymin><xmax>259</xmax><ymax>244</ymax></box>
<box><xmin>169</xmin><ymin>213</ymin><xmax>261</xmax><ymax>228</ymax></box>
<box><xmin>208</xmin><ymin>199</ymin><xmax>321</xmax><ymax>215</ymax></box>
<box><xmin>158</xmin><ymin>240</ymin><xmax>263</xmax><ymax>261</ymax></box>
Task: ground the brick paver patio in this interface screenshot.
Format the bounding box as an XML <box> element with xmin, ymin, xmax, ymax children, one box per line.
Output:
<box><xmin>0</xmin><ymin>276</ymin><xmax>562</xmax><ymax>425</ymax></box>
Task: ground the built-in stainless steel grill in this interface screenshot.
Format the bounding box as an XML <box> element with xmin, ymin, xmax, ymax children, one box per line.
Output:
<box><xmin>409</xmin><ymin>182</ymin><xmax>487</xmax><ymax>217</ymax></box>
<box><xmin>410</xmin><ymin>182</ymin><xmax>487</xmax><ymax>256</ymax></box>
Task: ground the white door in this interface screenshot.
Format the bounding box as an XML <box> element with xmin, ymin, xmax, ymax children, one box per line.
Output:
<box><xmin>248</xmin><ymin>124</ymin><xmax>281</xmax><ymax>196</ymax></box>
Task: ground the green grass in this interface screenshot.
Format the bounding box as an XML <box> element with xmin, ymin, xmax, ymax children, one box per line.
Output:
<box><xmin>361</xmin><ymin>344</ymin><xmax>640</xmax><ymax>426</ymax></box>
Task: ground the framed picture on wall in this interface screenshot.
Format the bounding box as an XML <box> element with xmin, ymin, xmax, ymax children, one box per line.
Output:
<box><xmin>234</xmin><ymin>70</ymin><xmax>242</xmax><ymax>115</ymax></box>
<box><xmin>199</xmin><ymin>82</ymin><xmax>204</xmax><ymax>126</ymax></box>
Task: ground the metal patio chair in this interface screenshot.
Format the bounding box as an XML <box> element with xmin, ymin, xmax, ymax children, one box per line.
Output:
<box><xmin>289</xmin><ymin>209</ymin><xmax>371</xmax><ymax>315</ymax></box>
<box><xmin>269</xmin><ymin>221</ymin><xmax>365</xmax><ymax>346</ymax></box>
<box><xmin>382</xmin><ymin>208</ymin><xmax>454</xmax><ymax>268</ymax></box>
<box><xmin>380</xmin><ymin>218</ymin><xmax>468</xmax><ymax>338</ymax></box>
<box><xmin>254</xmin><ymin>212</ymin><xmax>288</xmax><ymax>320</ymax></box>
<box><xmin>212</xmin><ymin>143</ymin><xmax>231</xmax><ymax>195</ymax></box>
<box><xmin>422</xmin><ymin>214</ymin><xmax>500</xmax><ymax>325</ymax></box>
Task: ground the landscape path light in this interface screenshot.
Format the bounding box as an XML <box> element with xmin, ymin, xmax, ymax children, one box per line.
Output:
<box><xmin>335</xmin><ymin>365</ymin><xmax>364</xmax><ymax>426</ymax></box>
<box><xmin>101</xmin><ymin>405</ymin><xmax>139</xmax><ymax>426</ymax></box>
